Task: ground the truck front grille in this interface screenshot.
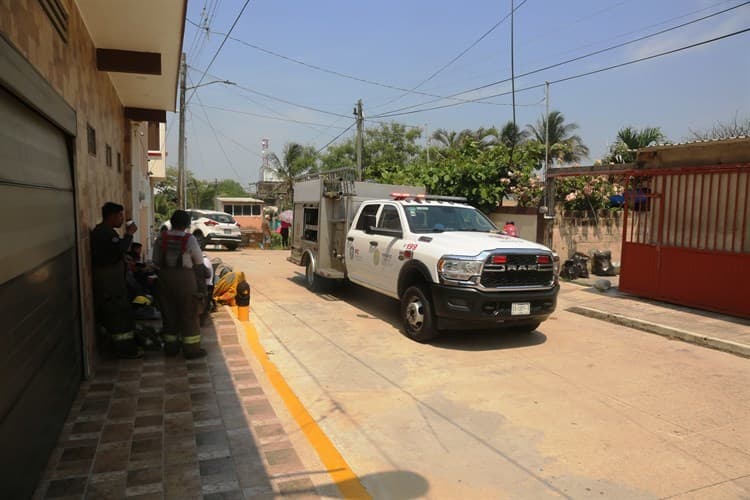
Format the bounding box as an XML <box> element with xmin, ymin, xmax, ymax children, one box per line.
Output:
<box><xmin>480</xmin><ymin>253</ymin><xmax>554</xmax><ymax>288</ymax></box>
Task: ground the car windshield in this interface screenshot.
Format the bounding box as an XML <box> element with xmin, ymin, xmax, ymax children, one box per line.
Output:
<box><xmin>206</xmin><ymin>213</ymin><xmax>235</xmax><ymax>224</ymax></box>
<box><xmin>404</xmin><ymin>205</ymin><xmax>497</xmax><ymax>233</ymax></box>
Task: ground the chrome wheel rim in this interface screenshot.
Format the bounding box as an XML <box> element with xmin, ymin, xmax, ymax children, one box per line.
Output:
<box><xmin>306</xmin><ymin>263</ymin><xmax>314</xmax><ymax>285</ymax></box>
<box><xmin>405</xmin><ymin>296</ymin><xmax>424</xmax><ymax>331</ymax></box>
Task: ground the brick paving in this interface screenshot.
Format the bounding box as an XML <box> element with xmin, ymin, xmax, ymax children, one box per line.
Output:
<box><xmin>33</xmin><ymin>309</ymin><xmax>320</xmax><ymax>499</ymax></box>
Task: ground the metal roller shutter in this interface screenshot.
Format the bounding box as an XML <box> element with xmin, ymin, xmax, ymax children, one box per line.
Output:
<box><xmin>0</xmin><ymin>85</ymin><xmax>82</xmax><ymax>498</ymax></box>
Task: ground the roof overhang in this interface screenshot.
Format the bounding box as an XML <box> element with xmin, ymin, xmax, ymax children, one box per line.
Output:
<box><xmin>76</xmin><ymin>0</ymin><xmax>186</xmax><ymax>117</ymax></box>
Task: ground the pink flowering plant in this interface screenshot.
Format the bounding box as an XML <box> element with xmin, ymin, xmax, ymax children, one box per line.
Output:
<box><xmin>555</xmin><ymin>175</ymin><xmax>624</xmax><ymax>213</ymax></box>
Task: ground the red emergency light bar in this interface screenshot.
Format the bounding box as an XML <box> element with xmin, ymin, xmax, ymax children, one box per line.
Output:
<box><xmin>492</xmin><ymin>255</ymin><xmax>507</xmax><ymax>264</ymax></box>
<box><xmin>391</xmin><ymin>193</ymin><xmax>426</xmax><ymax>200</ymax></box>
<box><xmin>537</xmin><ymin>255</ymin><xmax>551</xmax><ymax>264</ymax></box>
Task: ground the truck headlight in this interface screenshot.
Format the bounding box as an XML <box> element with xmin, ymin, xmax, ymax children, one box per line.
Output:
<box><xmin>437</xmin><ymin>257</ymin><xmax>483</xmax><ymax>282</ymax></box>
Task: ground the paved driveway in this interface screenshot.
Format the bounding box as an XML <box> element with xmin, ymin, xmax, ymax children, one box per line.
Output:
<box><xmin>210</xmin><ymin>249</ymin><xmax>750</xmax><ymax>499</ymax></box>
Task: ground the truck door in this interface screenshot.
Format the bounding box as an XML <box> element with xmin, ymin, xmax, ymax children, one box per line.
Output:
<box><xmin>345</xmin><ymin>203</ymin><xmax>381</xmax><ymax>287</ymax></box>
<box><xmin>369</xmin><ymin>204</ymin><xmax>407</xmax><ymax>296</ymax></box>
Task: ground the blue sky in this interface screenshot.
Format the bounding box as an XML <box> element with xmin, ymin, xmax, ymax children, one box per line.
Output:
<box><xmin>168</xmin><ymin>0</ymin><xmax>750</xmax><ymax>184</ymax></box>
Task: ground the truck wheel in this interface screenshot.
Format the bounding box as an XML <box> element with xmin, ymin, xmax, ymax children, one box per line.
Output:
<box><xmin>194</xmin><ymin>232</ymin><xmax>206</xmax><ymax>250</ymax></box>
<box><xmin>401</xmin><ymin>285</ymin><xmax>439</xmax><ymax>342</ymax></box>
<box><xmin>305</xmin><ymin>259</ymin><xmax>326</xmax><ymax>292</ymax></box>
<box><xmin>225</xmin><ymin>243</ymin><xmax>238</xmax><ymax>251</ymax></box>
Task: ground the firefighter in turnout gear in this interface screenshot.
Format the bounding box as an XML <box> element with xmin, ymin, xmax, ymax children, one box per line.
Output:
<box><xmin>153</xmin><ymin>210</ymin><xmax>208</xmax><ymax>359</ymax></box>
<box><xmin>91</xmin><ymin>202</ymin><xmax>142</xmax><ymax>358</ymax></box>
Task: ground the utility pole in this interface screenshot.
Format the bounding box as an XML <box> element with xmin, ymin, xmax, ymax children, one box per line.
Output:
<box><xmin>354</xmin><ymin>99</ymin><xmax>364</xmax><ymax>181</ymax></box>
<box><xmin>543</xmin><ymin>81</ymin><xmax>555</xmax><ymax>247</ymax></box>
<box><xmin>177</xmin><ymin>52</ymin><xmax>187</xmax><ymax>209</ymax></box>
<box><xmin>510</xmin><ymin>0</ymin><xmax>516</xmax><ymax>129</ymax></box>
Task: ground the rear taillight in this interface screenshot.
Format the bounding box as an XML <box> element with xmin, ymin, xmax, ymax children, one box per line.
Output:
<box><xmin>205</xmin><ymin>220</ymin><xmax>218</xmax><ymax>226</ymax></box>
<box><xmin>537</xmin><ymin>255</ymin><xmax>551</xmax><ymax>264</ymax></box>
<box><xmin>236</xmin><ymin>223</ymin><xmax>241</xmax><ymax>228</ymax></box>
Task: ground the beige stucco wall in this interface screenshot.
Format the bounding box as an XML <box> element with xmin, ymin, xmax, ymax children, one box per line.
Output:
<box><xmin>0</xmin><ymin>0</ymin><xmax>145</xmax><ymax>371</ymax></box>
<box><xmin>552</xmin><ymin>213</ymin><xmax>624</xmax><ymax>263</ymax></box>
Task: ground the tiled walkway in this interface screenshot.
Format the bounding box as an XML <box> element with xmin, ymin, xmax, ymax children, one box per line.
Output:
<box><xmin>34</xmin><ymin>309</ymin><xmax>320</xmax><ymax>499</ymax></box>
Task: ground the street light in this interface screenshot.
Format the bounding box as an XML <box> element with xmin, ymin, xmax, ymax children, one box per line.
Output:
<box><xmin>177</xmin><ymin>52</ymin><xmax>236</xmax><ymax>209</ymax></box>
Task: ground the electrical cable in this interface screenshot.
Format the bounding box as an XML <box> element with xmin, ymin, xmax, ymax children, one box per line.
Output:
<box><xmin>188</xmin><ymin>64</ymin><xmax>353</xmax><ymax>119</ymax></box>
<box><xmin>373</xmin><ymin>4</ymin><xmax>750</xmax><ymax>118</ymax></box>
<box><xmin>187</xmin><ymin>0</ymin><xmax>253</xmax><ymax>105</ymax></box>
<box><xmin>199</xmin><ymin>104</ymin><xmax>350</xmax><ymax>128</ymax></box>
<box><xmin>186</xmin><ymin>18</ymin><xmax>520</xmax><ymax>108</ymax></box>
<box><xmin>316</xmin><ymin>121</ymin><xmax>357</xmax><ymax>154</ymax></box>
<box><xmin>374</xmin><ymin>27</ymin><xmax>750</xmax><ymax>118</ymax></box>
<box><xmin>371</xmin><ymin>0</ymin><xmax>529</xmax><ymax>110</ymax></box>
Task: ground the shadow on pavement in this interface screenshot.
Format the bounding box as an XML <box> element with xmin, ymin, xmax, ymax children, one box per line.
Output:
<box><xmin>432</xmin><ymin>329</ymin><xmax>547</xmax><ymax>351</ymax></box>
<box><xmin>281</xmin><ymin>470</ymin><xmax>429</xmax><ymax>499</ymax></box>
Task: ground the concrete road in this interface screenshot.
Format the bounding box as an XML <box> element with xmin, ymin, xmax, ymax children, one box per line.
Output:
<box><xmin>210</xmin><ymin>249</ymin><xmax>750</xmax><ymax>499</ymax></box>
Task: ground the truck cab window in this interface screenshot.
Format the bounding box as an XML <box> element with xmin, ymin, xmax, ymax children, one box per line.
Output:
<box><xmin>355</xmin><ymin>204</ymin><xmax>380</xmax><ymax>231</ymax></box>
<box><xmin>378</xmin><ymin>205</ymin><xmax>402</xmax><ymax>231</ymax></box>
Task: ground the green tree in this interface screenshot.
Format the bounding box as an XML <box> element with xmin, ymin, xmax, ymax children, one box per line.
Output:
<box><xmin>527</xmin><ymin>110</ymin><xmax>589</xmax><ymax>166</ymax></box>
<box><xmin>270</xmin><ymin>142</ymin><xmax>318</xmax><ymax>206</ymax></box>
<box><xmin>154</xmin><ymin>167</ymin><xmax>178</xmax><ymax>222</ymax></box>
<box><xmin>499</xmin><ymin>121</ymin><xmax>529</xmax><ymax>149</ymax></box>
<box><xmin>605</xmin><ymin>126</ymin><xmax>666</xmax><ymax>163</ymax></box>
<box><xmin>319</xmin><ymin>122</ymin><xmax>423</xmax><ymax>179</ymax></box>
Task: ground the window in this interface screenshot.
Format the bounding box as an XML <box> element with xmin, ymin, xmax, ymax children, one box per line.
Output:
<box><xmin>117</xmin><ymin>152</ymin><xmax>121</xmax><ymax>173</ymax></box>
<box><xmin>303</xmin><ymin>207</ymin><xmax>319</xmax><ymax>242</ymax></box>
<box><xmin>207</xmin><ymin>213</ymin><xmax>235</xmax><ymax>224</ymax></box>
<box><xmin>105</xmin><ymin>144</ymin><xmax>112</xmax><ymax>167</ymax></box>
<box><xmin>377</xmin><ymin>205</ymin><xmax>402</xmax><ymax>230</ymax></box>
<box><xmin>147</xmin><ymin>122</ymin><xmax>160</xmax><ymax>151</ymax></box>
<box><xmin>355</xmin><ymin>204</ymin><xmax>380</xmax><ymax>231</ymax></box>
<box><xmin>87</xmin><ymin>124</ymin><xmax>96</xmax><ymax>156</ymax></box>
<box><xmin>224</xmin><ymin>204</ymin><xmax>234</xmax><ymax>215</ymax></box>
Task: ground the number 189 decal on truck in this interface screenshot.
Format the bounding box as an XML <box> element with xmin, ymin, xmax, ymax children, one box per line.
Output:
<box><xmin>288</xmin><ymin>168</ymin><xmax>560</xmax><ymax>342</ymax></box>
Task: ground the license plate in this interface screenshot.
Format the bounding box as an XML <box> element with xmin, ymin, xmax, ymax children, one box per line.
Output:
<box><xmin>224</xmin><ymin>229</ymin><xmax>231</xmax><ymax>234</ymax></box>
<box><xmin>511</xmin><ymin>302</ymin><xmax>531</xmax><ymax>315</ymax></box>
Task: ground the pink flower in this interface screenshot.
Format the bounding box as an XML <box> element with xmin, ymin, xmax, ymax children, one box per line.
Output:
<box><xmin>565</xmin><ymin>192</ymin><xmax>577</xmax><ymax>202</ymax></box>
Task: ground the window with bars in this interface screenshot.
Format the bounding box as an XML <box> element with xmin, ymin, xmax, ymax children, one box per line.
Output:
<box><xmin>106</xmin><ymin>144</ymin><xmax>112</xmax><ymax>167</ymax></box>
<box><xmin>87</xmin><ymin>124</ymin><xmax>96</xmax><ymax>156</ymax></box>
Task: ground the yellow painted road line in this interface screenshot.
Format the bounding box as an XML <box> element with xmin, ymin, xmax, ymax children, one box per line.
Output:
<box><xmin>237</xmin><ymin>313</ymin><xmax>371</xmax><ymax>499</ymax></box>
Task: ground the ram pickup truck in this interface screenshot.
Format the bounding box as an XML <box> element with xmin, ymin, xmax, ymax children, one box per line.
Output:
<box><xmin>289</xmin><ymin>169</ymin><xmax>560</xmax><ymax>342</ymax></box>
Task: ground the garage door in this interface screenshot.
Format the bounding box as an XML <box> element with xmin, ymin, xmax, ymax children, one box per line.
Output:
<box><xmin>0</xmin><ymin>85</ymin><xmax>82</xmax><ymax>497</ymax></box>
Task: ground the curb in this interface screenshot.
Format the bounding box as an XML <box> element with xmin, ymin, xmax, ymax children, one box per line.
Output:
<box><xmin>567</xmin><ymin>306</ymin><xmax>750</xmax><ymax>359</ymax></box>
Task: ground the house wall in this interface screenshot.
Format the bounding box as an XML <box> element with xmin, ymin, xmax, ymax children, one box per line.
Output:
<box><xmin>552</xmin><ymin>212</ymin><xmax>624</xmax><ymax>263</ymax></box>
<box><xmin>0</xmin><ymin>0</ymin><xmax>144</xmax><ymax>370</ymax></box>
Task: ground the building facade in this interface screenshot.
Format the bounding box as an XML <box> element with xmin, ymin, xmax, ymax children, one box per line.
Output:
<box><xmin>0</xmin><ymin>1</ymin><xmax>184</xmax><ymax>496</ymax></box>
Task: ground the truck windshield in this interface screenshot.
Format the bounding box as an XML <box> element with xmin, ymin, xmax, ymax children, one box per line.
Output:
<box><xmin>404</xmin><ymin>205</ymin><xmax>498</xmax><ymax>233</ymax></box>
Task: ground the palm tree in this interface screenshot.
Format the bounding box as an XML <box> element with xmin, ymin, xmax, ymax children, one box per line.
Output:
<box><xmin>431</xmin><ymin>127</ymin><xmax>498</xmax><ymax>151</ymax></box>
<box><xmin>269</xmin><ymin>142</ymin><xmax>318</xmax><ymax>205</ymax></box>
<box><xmin>527</xmin><ymin>110</ymin><xmax>589</xmax><ymax>166</ymax></box>
<box><xmin>499</xmin><ymin>121</ymin><xmax>529</xmax><ymax>149</ymax></box>
<box><xmin>606</xmin><ymin>126</ymin><xmax>665</xmax><ymax>163</ymax></box>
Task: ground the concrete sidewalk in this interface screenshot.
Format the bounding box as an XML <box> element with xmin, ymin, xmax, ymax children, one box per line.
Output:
<box><xmin>560</xmin><ymin>280</ymin><xmax>750</xmax><ymax>358</ymax></box>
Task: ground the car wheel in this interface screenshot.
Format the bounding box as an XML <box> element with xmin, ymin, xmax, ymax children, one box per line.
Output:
<box><xmin>401</xmin><ymin>285</ymin><xmax>439</xmax><ymax>342</ymax></box>
<box><xmin>225</xmin><ymin>243</ymin><xmax>238</xmax><ymax>251</ymax></box>
<box><xmin>194</xmin><ymin>232</ymin><xmax>206</xmax><ymax>250</ymax></box>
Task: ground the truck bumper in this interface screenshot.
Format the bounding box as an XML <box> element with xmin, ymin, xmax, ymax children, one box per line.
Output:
<box><xmin>431</xmin><ymin>284</ymin><xmax>559</xmax><ymax>331</ymax></box>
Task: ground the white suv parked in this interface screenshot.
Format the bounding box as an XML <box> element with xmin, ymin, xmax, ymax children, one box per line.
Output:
<box><xmin>160</xmin><ymin>209</ymin><xmax>242</xmax><ymax>250</ymax></box>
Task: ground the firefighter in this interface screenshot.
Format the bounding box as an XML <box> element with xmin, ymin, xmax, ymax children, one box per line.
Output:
<box><xmin>153</xmin><ymin>210</ymin><xmax>207</xmax><ymax>359</ymax></box>
<box><xmin>91</xmin><ymin>202</ymin><xmax>142</xmax><ymax>358</ymax></box>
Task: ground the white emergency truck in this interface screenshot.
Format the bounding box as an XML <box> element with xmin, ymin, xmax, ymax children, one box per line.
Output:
<box><xmin>289</xmin><ymin>168</ymin><xmax>560</xmax><ymax>342</ymax></box>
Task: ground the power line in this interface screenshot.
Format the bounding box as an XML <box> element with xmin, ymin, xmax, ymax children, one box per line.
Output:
<box><xmin>188</xmin><ymin>64</ymin><xmax>353</xmax><ymax>119</ymax></box>
<box><xmin>373</xmin><ymin>3</ymin><xmax>750</xmax><ymax>117</ymax></box>
<box><xmin>187</xmin><ymin>0</ymin><xmax>252</xmax><ymax>105</ymax></box>
<box><xmin>185</xmin><ymin>18</ymin><xmax>518</xmax><ymax>108</ymax></box>
<box><xmin>199</xmin><ymin>104</ymin><xmax>349</xmax><ymax>128</ymax></box>
<box><xmin>371</xmin><ymin>0</ymin><xmax>529</xmax><ymax>110</ymax></box>
<box><xmin>374</xmin><ymin>27</ymin><xmax>750</xmax><ymax>118</ymax></box>
<box><xmin>316</xmin><ymin>121</ymin><xmax>357</xmax><ymax>154</ymax></box>
<box><xmin>189</xmin><ymin>83</ymin><xmax>250</xmax><ymax>181</ymax></box>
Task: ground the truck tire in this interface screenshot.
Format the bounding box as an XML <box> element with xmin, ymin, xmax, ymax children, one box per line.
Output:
<box><xmin>401</xmin><ymin>285</ymin><xmax>439</xmax><ymax>342</ymax></box>
<box><xmin>305</xmin><ymin>259</ymin><xmax>326</xmax><ymax>292</ymax></box>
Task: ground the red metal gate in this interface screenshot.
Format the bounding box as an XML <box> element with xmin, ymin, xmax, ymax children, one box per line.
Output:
<box><xmin>619</xmin><ymin>164</ymin><xmax>750</xmax><ymax>318</ymax></box>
